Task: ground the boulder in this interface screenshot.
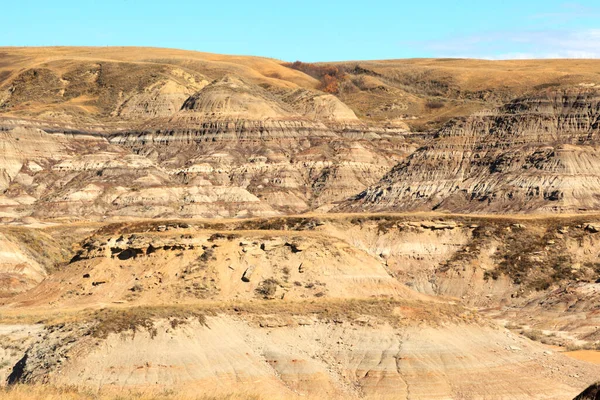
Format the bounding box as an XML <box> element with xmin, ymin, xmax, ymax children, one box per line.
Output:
<box><xmin>585</xmin><ymin>223</ymin><xmax>600</xmax><ymax>233</ymax></box>
<box><xmin>242</xmin><ymin>265</ymin><xmax>256</xmax><ymax>282</ymax></box>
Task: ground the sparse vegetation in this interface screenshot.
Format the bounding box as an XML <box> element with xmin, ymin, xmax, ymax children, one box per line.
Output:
<box><xmin>0</xmin><ymin>385</ymin><xmax>263</xmax><ymax>400</ymax></box>
<box><xmin>566</xmin><ymin>342</ymin><xmax>600</xmax><ymax>351</ymax></box>
<box><xmin>522</xmin><ymin>329</ymin><xmax>543</xmax><ymax>341</ymax></box>
<box><xmin>435</xmin><ymin>220</ymin><xmax>590</xmax><ymax>292</ymax></box>
<box><xmin>198</xmin><ymin>247</ymin><xmax>216</xmax><ymax>262</ymax></box>
<box><xmin>86</xmin><ymin>307</ymin><xmax>208</xmax><ymax>339</ymax></box>
<box><xmin>491</xmin><ymin>227</ymin><xmax>579</xmax><ymax>291</ymax></box>
<box><xmin>505</xmin><ymin>322</ymin><xmax>523</xmax><ymax>330</ymax></box>
<box><xmin>0</xmin><ymin>298</ymin><xmax>467</xmax><ymax>328</ymax></box>
<box><xmin>129</xmin><ymin>283</ymin><xmax>144</xmax><ymax>292</ymax></box>
<box><xmin>284</xmin><ymin>61</ymin><xmax>347</xmax><ymax>94</ymax></box>
<box><xmin>0</xmin><ymin>384</ymin><xmax>433</xmax><ymax>400</ymax></box>
<box><xmin>425</xmin><ymin>100</ymin><xmax>445</xmax><ymax>110</ymax></box>
<box><xmin>255</xmin><ymin>278</ymin><xmax>280</xmax><ymax>299</ymax></box>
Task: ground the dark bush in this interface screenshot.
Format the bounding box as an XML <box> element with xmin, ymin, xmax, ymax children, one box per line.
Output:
<box><xmin>284</xmin><ymin>61</ymin><xmax>347</xmax><ymax>94</ymax></box>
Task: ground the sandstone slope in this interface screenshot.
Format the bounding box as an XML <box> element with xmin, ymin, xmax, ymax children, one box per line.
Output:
<box><xmin>8</xmin><ymin>315</ymin><xmax>596</xmax><ymax>399</ymax></box>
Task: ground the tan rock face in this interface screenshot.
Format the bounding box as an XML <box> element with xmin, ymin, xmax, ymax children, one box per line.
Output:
<box><xmin>0</xmin><ymin>127</ymin><xmax>74</xmax><ymax>191</ymax></box>
<box><xmin>115</xmin><ymin>77</ymin><xmax>209</xmax><ymax>119</ymax></box>
<box><xmin>181</xmin><ymin>75</ymin><xmax>295</xmax><ymax>119</ymax></box>
<box><xmin>9</xmin><ymin>227</ymin><xmax>417</xmax><ymax>307</ymax></box>
<box><xmin>341</xmin><ymin>90</ymin><xmax>600</xmax><ymax>213</ymax></box>
<box><xmin>278</xmin><ymin>88</ymin><xmax>360</xmax><ymax>122</ymax></box>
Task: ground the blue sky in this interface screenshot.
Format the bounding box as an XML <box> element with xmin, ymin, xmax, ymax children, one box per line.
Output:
<box><xmin>3</xmin><ymin>0</ymin><xmax>600</xmax><ymax>61</ymax></box>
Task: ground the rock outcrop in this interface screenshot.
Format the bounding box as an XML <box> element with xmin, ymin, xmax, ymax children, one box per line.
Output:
<box><xmin>104</xmin><ymin>76</ymin><xmax>412</xmax><ymax>215</ymax></box>
<box><xmin>0</xmin><ymin>121</ymin><xmax>411</xmax><ymax>219</ymax></box>
<box><xmin>341</xmin><ymin>90</ymin><xmax>600</xmax><ymax>213</ymax></box>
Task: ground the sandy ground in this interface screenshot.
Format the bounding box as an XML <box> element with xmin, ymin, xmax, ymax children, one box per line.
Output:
<box><xmin>565</xmin><ymin>350</ymin><xmax>600</xmax><ymax>365</ymax></box>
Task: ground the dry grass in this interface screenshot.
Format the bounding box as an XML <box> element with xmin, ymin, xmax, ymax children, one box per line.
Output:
<box><xmin>566</xmin><ymin>342</ymin><xmax>600</xmax><ymax>352</ymax></box>
<box><xmin>3</xmin><ymin>47</ymin><xmax>600</xmax><ymax>130</ymax></box>
<box><xmin>87</xmin><ymin>307</ymin><xmax>208</xmax><ymax>339</ymax></box>
<box><xmin>0</xmin><ymin>385</ymin><xmax>409</xmax><ymax>400</ymax></box>
<box><xmin>0</xmin><ymin>297</ymin><xmax>469</xmax><ymax>329</ymax></box>
<box><xmin>522</xmin><ymin>329</ymin><xmax>544</xmax><ymax>342</ymax></box>
<box><xmin>0</xmin><ymin>385</ymin><xmax>262</xmax><ymax>400</ymax></box>
<box><xmin>332</xmin><ymin>57</ymin><xmax>600</xmax><ymax>128</ymax></box>
<box><xmin>55</xmin><ymin>212</ymin><xmax>600</xmax><ymax>241</ymax></box>
<box><xmin>0</xmin><ymin>47</ymin><xmax>317</xmax><ymax>117</ymax></box>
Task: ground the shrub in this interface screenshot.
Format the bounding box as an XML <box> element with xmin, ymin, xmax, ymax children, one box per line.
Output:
<box><xmin>425</xmin><ymin>100</ymin><xmax>445</xmax><ymax>109</ymax></box>
<box><xmin>523</xmin><ymin>329</ymin><xmax>543</xmax><ymax>341</ymax></box>
<box><xmin>284</xmin><ymin>61</ymin><xmax>347</xmax><ymax>94</ymax></box>
<box><xmin>255</xmin><ymin>279</ymin><xmax>279</xmax><ymax>299</ymax></box>
<box><xmin>199</xmin><ymin>247</ymin><xmax>216</xmax><ymax>262</ymax></box>
<box><xmin>483</xmin><ymin>270</ymin><xmax>500</xmax><ymax>281</ymax></box>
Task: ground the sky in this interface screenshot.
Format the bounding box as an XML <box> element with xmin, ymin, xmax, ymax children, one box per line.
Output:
<box><xmin>3</xmin><ymin>0</ymin><xmax>600</xmax><ymax>61</ymax></box>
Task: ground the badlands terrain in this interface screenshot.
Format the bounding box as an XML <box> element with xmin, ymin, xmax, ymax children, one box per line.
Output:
<box><xmin>2</xmin><ymin>47</ymin><xmax>600</xmax><ymax>399</ymax></box>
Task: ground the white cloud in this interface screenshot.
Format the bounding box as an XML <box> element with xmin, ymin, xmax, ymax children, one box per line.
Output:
<box><xmin>531</xmin><ymin>2</ymin><xmax>600</xmax><ymax>21</ymax></box>
<box><xmin>404</xmin><ymin>29</ymin><xmax>600</xmax><ymax>59</ymax></box>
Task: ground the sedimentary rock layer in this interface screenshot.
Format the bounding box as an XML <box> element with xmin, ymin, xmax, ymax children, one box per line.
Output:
<box><xmin>341</xmin><ymin>90</ymin><xmax>600</xmax><ymax>213</ymax></box>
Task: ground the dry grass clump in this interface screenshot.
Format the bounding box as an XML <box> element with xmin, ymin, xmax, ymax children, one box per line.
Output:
<box><xmin>255</xmin><ymin>278</ymin><xmax>280</xmax><ymax>299</ymax></box>
<box><xmin>522</xmin><ymin>329</ymin><xmax>544</xmax><ymax>342</ymax></box>
<box><xmin>86</xmin><ymin>307</ymin><xmax>208</xmax><ymax>339</ymax></box>
<box><xmin>566</xmin><ymin>342</ymin><xmax>600</xmax><ymax>352</ymax></box>
<box><xmin>425</xmin><ymin>99</ymin><xmax>445</xmax><ymax>109</ymax></box>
